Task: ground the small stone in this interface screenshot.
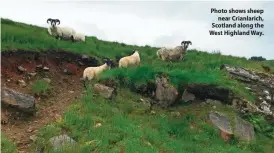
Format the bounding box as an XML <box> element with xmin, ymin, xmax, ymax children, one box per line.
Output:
<box><xmin>29</xmin><ymin>72</ymin><xmax>37</xmax><ymax>77</ymax></box>
<box><xmin>18</xmin><ymin>66</ymin><xmax>26</xmax><ymax>72</ymax></box>
<box><xmin>27</xmin><ymin>128</ymin><xmax>33</xmax><ymax>133</ymax></box>
<box><xmin>29</xmin><ymin>135</ymin><xmax>37</xmax><ymax>142</ymax></box>
<box><xmin>94</xmin><ymin>123</ymin><xmax>102</xmax><ymax>128</ymax></box>
<box><xmin>43</xmin><ymin>78</ymin><xmax>51</xmax><ymax>83</ymax></box>
<box><xmin>263</xmin><ymin>90</ymin><xmax>270</xmax><ymax>95</ymax></box>
<box><xmin>36</xmin><ymin>64</ymin><xmax>42</xmax><ymax>68</ymax></box>
<box><xmin>69</xmin><ymin>91</ymin><xmax>74</xmax><ymax>93</ymax></box>
<box><xmin>43</xmin><ymin>67</ymin><xmax>49</xmax><ymax>71</ymax></box>
<box><xmin>17</xmin><ymin>79</ymin><xmax>27</xmax><ymax>87</ymax></box>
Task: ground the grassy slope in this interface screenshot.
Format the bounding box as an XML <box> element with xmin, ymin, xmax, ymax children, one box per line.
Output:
<box><xmin>2</xmin><ymin>18</ymin><xmax>268</xmax><ymax>101</ymax></box>
<box><xmin>1</xmin><ymin>18</ymin><xmax>274</xmax><ymax>153</ymax></box>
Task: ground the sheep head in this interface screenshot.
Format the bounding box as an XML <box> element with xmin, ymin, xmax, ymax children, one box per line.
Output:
<box><xmin>47</xmin><ymin>18</ymin><xmax>60</xmax><ymax>28</ymax></box>
<box><xmin>181</xmin><ymin>41</ymin><xmax>192</xmax><ymax>50</ymax></box>
<box><xmin>103</xmin><ymin>58</ymin><xmax>114</xmax><ymax>69</ymax></box>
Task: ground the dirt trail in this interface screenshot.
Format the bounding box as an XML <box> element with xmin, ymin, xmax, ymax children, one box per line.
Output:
<box><xmin>1</xmin><ymin>50</ymin><xmax>97</xmax><ymax>153</ymax></box>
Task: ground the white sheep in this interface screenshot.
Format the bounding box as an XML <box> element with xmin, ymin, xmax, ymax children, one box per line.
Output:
<box><xmin>83</xmin><ymin>59</ymin><xmax>113</xmax><ymax>80</ymax></box>
<box><xmin>157</xmin><ymin>41</ymin><xmax>192</xmax><ymax>61</ymax></box>
<box><xmin>47</xmin><ymin>18</ymin><xmax>76</xmax><ymax>41</ymax></box>
<box><xmin>72</xmin><ymin>32</ymin><xmax>86</xmax><ymax>42</ymax></box>
<box><xmin>119</xmin><ymin>50</ymin><xmax>140</xmax><ymax>68</ymax></box>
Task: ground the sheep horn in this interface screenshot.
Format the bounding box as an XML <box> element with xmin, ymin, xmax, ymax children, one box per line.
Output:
<box><xmin>55</xmin><ymin>19</ymin><xmax>60</xmax><ymax>25</ymax></box>
<box><xmin>47</xmin><ymin>18</ymin><xmax>52</xmax><ymax>24</ymax></box>
<box><xmin>181</xmin><ymin>41</ymin><xmax>185</xmax><ymax>45</ymax></box>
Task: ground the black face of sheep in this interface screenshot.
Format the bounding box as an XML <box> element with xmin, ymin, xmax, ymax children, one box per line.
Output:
<box><xmin>47</xmin><ymin>18</ymin><xmax>60</xmax><ymax>27</ymax></box>
<box><xmin>103</xmin><ymin>58</ymin><xmax>115</xmax><ymax>68</ymax></box>
<box><xmin>181</xmin><ymin>41</ymin><xmax>192</xmax><ymax>49</ymax></box>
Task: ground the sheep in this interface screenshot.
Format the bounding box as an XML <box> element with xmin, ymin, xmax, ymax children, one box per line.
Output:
<box><xmin>83</xmin><ymin>59</ymin><xmax>113</xmax><ymax>81</ymax></box>
<box><xmin>72</xmin><ymin>32</ymin><xmax>86</xmax><ymax>42</ymax></box>
<box><xmin>47</xmin><ymin>18</ymin><xmax>76</xmax><ymax>41</ymax></box>
<box><xmin>157</xmin><ymin>41</ymin><xmax>192</xmax><ymax>61</ymax></box>
<box><xmin>119</xmin><ymin>50</ymin><xmax>140</xmax><ymax>68</ymax></box>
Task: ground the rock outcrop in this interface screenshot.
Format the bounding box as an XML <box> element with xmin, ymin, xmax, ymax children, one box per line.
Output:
<box><xmin>155</xmin><ymin>76</ymin><xmax>178</xmax><ymax>108</ymax></box>
<box><xmin>1</xmin><ymin>87</ymin><xmax>36</xmax><ymax>114</ymax></box>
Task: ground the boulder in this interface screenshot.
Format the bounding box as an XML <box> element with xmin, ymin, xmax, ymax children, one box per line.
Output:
<box><xmin>155</xmin><ymin>76</ymin><xmax>178</xmax><ymax>108</ymax></box>
<box><xmin>1</xmin><ymin>88</ymin><xmax>36</xmax><ymax>114</ymax></box>
<box><xmin>93</xmin><ymin>83</ymin><xmax>115</xmax><ymax>99</ymax></box>
<box><xmin>209</xmin><ymin>111</ymin><xmax>233</xmax><ymax>135</ymax></box>
<box><xmin>49</xmin><ymin>134</ymin><xmax>76</xmax><ymax>151</ymax></box>
<box><xmin>234</xmin><ymin>116</ymin><xmax>255</xmax><ymax>141</ymax></box>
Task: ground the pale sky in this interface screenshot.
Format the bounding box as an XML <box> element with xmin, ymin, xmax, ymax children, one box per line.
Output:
<box><xmin>1</xmin><ymin>0</ymin><xmax>274</xmax><ymax>59</ymax></box>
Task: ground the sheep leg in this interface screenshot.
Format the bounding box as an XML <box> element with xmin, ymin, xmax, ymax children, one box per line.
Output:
<box><xmin>71</xmin><ymin>36</ymin><xmax>75</xmax><ymax>42</ymax></box>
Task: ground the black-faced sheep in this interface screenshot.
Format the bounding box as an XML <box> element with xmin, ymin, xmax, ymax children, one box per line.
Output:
<box><xmin>157</xmin><ymin>41</ymin><xmax>192</xmax><ymax>61</ymax></box>
<box><xmin>119</xmin><ymin>50</ymin><xmax>140</xmax><ymax>68</ymax></box>
<box><xmin>47</xmin><ymin>18</ymin><xmax>76</xmax><ymax>41</ymax></box>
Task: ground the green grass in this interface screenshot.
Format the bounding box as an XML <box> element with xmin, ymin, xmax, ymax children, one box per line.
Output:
<box><xmin>2</xmin><ymin>18</ymin><xmax>274</xmax><ymax>153</ymax></box>
<box><xmin>30</xmin><ymin>87</ymin><xmax>270</xmax><ymax>153</ymax></box>
<box><xmin>31</xmin><ymin>79</ymin><xmax>51</xmax><ymax>95</ymax></box>
<box><xmin>1</xmin><ymin>134</ymin><xmax>18</xmax><ymax>153</ymax></box>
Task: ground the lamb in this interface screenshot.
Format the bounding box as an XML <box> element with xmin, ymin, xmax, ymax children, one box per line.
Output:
<box><xmin>47</xmin><ymin>18</ymin><xmax>76</xmax><ymax>41</ymax></box>
<box><xmin>83</xmin><ymin>59</ymin><xmax>113</xmax><ymax>80</ymax></box>
<box><xmin>119</xmin><ymin>50</ymin><xmax>141</xmax><ymax>68</ymax></box>
<box><xmin>157</xmin><ymin>41</ymin><xmax>192</xmax><ymax>61</ymax></box>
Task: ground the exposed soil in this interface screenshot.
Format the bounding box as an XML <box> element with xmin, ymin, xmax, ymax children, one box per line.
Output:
<box><xmin>1</xmin><ymin>50</ymin><xmax>99</xmax><ymax>153</ymax></box>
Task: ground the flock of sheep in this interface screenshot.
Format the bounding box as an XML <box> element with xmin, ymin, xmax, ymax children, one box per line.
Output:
<box><xmin>46</xmin><ymin>18</ymin><xmax>192</xmax><ymax>81</ymax></box>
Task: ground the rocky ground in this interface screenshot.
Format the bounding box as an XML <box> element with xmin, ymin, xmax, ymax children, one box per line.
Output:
<box><xmin>1</xmin><ymin>50</ymin><xmax>99</xmax><ymax>152</ymax></box>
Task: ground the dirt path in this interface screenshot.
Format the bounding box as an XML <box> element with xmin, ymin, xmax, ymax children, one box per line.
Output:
<box><xmin>1</xmin><ymin>50</ymin><xmax>95</xmax><ymax>153</ymax></box>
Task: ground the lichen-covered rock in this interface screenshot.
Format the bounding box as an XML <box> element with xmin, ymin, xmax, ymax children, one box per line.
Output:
<box><xmin>49</xmin><ymin>134</ymin><xmax>76</xmax><ymax>151</ymax></box>
<box><xmin>1</xmin><ymin>87</ymin><xmax>36</xmax><ymax>114</ymax></box>
<box><xmin>234</xmin><ymin>116</ymin><xmax>255</xmax><ymax>141</ymax></box>
<box><xmin>155</xmin><ymin>76</ymin><xmax>178</xmax><ymax>108</ymax></box>
<box><xmin>209</xmin><ymin>111</ymin><xmax>233</xmax><ymax>134</ymax></box>
<box><xmin>93</xmin><ymin>83</ymin><xmax>115</xmax><ymax>99</ymax></box>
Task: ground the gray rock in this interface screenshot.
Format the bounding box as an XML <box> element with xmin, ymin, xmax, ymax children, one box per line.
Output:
<box><xmin>181</xmin><ymin>89</ymin><xmax>195</xmax><ymax>102</ymax></box>
<box><xmin>93</xmin><ymin>83</ymin><xmax>115</xmax><ymax>99</ymax></box>
<box><xmin>234</xmin><ymin>116</ymin><xmax>255</xmax><ymax>141</ymax></box>
<box><xmin>1</xmin><ymin>88</ymin><xmax>36</xmax><ymax>114</ymax></box>
<box><xmin>49</xmin><ymin>134</ymin><xmax>76</xmax><ymax>151</ymax></box>
<box><xmin>209</xmin><ymin>111</ymin><xmax>233</xmax><ymax>134</ymax></box>
<box><xmin>155</xmin><ymin>76</ymin><xmax>178</xmax><ymax>108</ymax></box>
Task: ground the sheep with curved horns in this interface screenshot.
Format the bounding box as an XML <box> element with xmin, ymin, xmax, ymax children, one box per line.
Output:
<box><xmin>119</xmin><ymin>50</ymin><xmax>141</xmax><ymax>68</ymax></box>
<box><xmin>157</xmin><ymin>41</ymin><xmax>192</xmax><ymax>61</ymax></box>
<box><xmin>83</xmin><ymin>59</ymin><xmax>113</xmax><ymax>80</ymax></box>
<box><xmin>47</xmin><ymin>18</ymin><xmax>76</xmax><ymax>41</ymax></box>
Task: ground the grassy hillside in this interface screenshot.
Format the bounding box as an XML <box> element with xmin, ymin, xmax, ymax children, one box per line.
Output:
<box><xmin>1</xmin><ymin>18</ymin><xmax>274</xmax><ymax>153</ymax></box>
<box><xmin>1</xmin><ymin>18</ymin><xmax>269</xmax><ymax>102</ymax></box>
